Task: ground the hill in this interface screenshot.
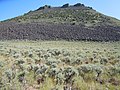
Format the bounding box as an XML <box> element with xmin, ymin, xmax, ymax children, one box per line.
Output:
<box><xmin>0</xmin><ymin>3</ymin><xmax>120</xmax><ymax>41</ymax></box>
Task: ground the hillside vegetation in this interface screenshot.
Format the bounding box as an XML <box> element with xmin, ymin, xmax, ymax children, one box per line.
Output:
<box><xmin>5</xmin><ymin>3</ymin><xmax>120</xmax><ymax>27</ymax></box>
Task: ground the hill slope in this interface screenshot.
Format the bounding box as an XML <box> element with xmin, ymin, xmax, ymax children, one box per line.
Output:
<box><xmin>0</xmin><ymin>3</ymin><xmax>120</xmax><ymax>41</ymax></box>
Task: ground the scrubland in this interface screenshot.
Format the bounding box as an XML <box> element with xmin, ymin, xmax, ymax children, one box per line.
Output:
<box><xmin>0</xmin><ymin>41</ymin><xmax>120</xmax><ymax>90</ymax></box>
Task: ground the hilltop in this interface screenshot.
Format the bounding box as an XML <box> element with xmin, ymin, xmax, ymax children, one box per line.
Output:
<box><xmin>0</xmin><ymin>3</ymin><xmax>120</xmax><ymax>41</ymax></box>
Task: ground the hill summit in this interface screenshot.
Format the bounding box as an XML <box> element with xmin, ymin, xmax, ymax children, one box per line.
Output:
<box><xmin>0</xmin><ymin>3</ymin><xmax>120</xmax><ymax>41</ymax></box>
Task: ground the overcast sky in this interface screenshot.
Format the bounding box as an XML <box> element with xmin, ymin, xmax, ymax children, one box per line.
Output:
<box><xmin>0</xmin><ymin>0</ymin><xmax>120</xmax><ymax>21</ymax></box>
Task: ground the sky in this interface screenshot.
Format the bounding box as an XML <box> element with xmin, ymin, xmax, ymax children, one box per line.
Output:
<box><xmin>0</xmin><ymin>0</ymin><xmax>120</xmax><ymax>21</ymax></box>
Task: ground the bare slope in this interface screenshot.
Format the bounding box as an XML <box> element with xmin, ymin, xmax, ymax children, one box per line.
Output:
<box><xmin>0</xmin><ymin>3</ymin><xmax>120</xmax><ymax>41</ymax></box>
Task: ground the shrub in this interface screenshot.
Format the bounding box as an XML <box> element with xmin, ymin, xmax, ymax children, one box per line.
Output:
<box><xmin>5</xmin><ymin>69</ymin><xmax>15</xmax><ymax>83</ymax></box>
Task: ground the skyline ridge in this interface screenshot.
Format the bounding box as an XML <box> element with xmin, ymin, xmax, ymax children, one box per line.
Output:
<box><xmin>0</xmin><ymin>0</ymin><xmax>120</xmax><ymax>21</ymax></box>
